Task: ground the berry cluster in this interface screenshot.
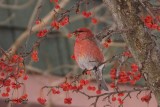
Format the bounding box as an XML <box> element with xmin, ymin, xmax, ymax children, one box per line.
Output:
<box><xmin>141</xmin><ymin>94</ymin><xmax>151</xmax><ymax>103</ymax></box>
<box><xmin>87</xmin><ymin>85</ymin><xmax>96</xmax><ymax>91</ymax></box>
<box><xmin>123</xmin><ymin>51</ymin><xmax>132</xmax><ymax>57</ymax></box>
<box><xmin>82</xmin><ymin>11</ymin><xmax>92</xmax><ymax>18</ymax></box>
<box><xmin>52</xmin><ymin>88</ymin><xmax>60</xmax><ymax>94</ymax></box>
<box><xmin>111</xmin><ymin>93</ymin><xmax>124</xmax><ymax>105</ymax></box>
<box><xmin>37</xmin><ymin>71</ymin><xmax>103</xmax><ymax>105</ymax></box>
<box><xmin>51</xmin><ymin>16</ymin><xmax>69</xmax><ymax>30</ymax></box>
<box><xmin>144</xmin><ymin>15</ymin><xmax>160</xmax><ymax>30</ymax></box>
<box><xmin>37</xmin><ymin>97</ymin><xmax>47</xmax><ymax>105</ymax></box>
<box><xmin>50</xmin><ymin>0</ymin><xmax>60</xmax><ymax>10</ymax></box>
<box><xmin>110</xmin><ymin>63</ymin><xmax>142</xmax><ymax>88</ymax></box>
<box><xmin>37</xmin><ymin>29</ymin><xmax>48</xmax><ymax>38</ymax></box>
<box><xmin>81</xmin><ymin>11</ymin><xmax>98</xmax><ymax>24</ymax></box>
<box><xmin>109</xmin><ymin>60</ymin><xmax>144</xmax><ymax>106</ymax></box>
<box><xmin>31</xmin><ymin>50</ymin><xmax>39</xmax><ymax>62</ymax></box>
<box><xmin>0</xmin><ymin>54</ymin><xmax>28</xmax><ymax>103</ymax></box>
<box><xmin>64</xmin><ymin>97</ymin><xmax>72</xmax><ymax>104</ymax></box>
<box><xmin>103</xmin><ymin>38</ymin><xmax>112</xmax><ymax>48</ymax></box>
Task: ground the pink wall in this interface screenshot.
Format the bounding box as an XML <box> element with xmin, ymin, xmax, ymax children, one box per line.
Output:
<box><xmin>0</xmin><ymin>75</ymin><xmax>157</xmax><ymax>107</ymax></box>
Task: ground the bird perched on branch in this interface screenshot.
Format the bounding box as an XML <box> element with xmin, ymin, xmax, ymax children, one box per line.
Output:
<box><xmin>73</xmin><ymin>28</ymin><xmax>108</xmax><ymax>91</ymax></box>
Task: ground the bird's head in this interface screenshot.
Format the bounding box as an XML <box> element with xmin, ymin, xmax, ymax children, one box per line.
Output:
<box><xmin>73</xmin><ymin>28</ymin><xmax>94</xmax><ymax>40</ymax></box>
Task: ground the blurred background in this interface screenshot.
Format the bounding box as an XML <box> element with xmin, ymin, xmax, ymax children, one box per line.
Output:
<box><xmin>0</xmin><ymin>0</ymin><xmax>158</xmax><ymax>107</ymax></box>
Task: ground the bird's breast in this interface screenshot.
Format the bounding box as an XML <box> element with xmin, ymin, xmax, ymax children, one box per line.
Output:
<box><xmin>74</xmin><ymin>39</ymin><xmax>104</xmax><ymax>70</ymax></box>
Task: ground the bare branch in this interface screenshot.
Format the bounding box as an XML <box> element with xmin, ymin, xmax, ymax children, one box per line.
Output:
<box><xmin>0</xmin><ymin>0</ymin><xmax>34</xmax><ymax>10</ymax></box>
<box><xmin>0</xmin><ymin>13</ymin><xmax>15</xmax><ymax>25</ymax></box>
<box><xmin>8</xmin><ymin>0</ymin><xmax>70</xmax><ymax>56</ymax></box>
<box><xmin>27</xmin><ymin>0</ymin><xmax>44</xmax><ymax>29</ymax></box>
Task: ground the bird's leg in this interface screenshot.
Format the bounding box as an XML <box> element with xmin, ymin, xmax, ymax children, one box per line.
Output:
<box><xmin>93</xmin><ymin>66</ymin><xmax>98</xmax><ymax>71</ymax></box>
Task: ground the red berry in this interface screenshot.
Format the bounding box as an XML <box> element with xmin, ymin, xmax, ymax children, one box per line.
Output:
<box><xmin>55</xmin><ymin>4</ymin><xmax>60</xmax><ymax>9</ymax></box>
<box><xmin>21</xmin><ymin>94</ymin><xmax>28</xmax><ymax>99</ymax></box>
<box><xmin>91</xmin><ymin>18</ymin><xmax>98</xmax><ymax>24</ymax></box>
<box><xmin>35</xmin><ymin>20</ymin><xmax>41</xmax><ymax>24</ymax></box>
<box><xmin>96</xmin><ymin>90</ymin><xmax>101</xmax><ymax>94</ymax></box>
<box><xmin>71</xmin><ymin>55</ymin><xmax>75</xmax><ymax>60</ymax></box>
<box><xmin>37</xmin><ymin>97</ymin><xmax>46</xmax><ymax>105</ymax></box>
<box><xmin>91</xmin><ymin>86</ymin><xmax>96</xmax><ymax>91</ymax></box>
<box><xmin>131</xmin><ymin>63</ymin><xmax>138</xmax><ymax>72</ymax></box>
<box><xmin>141</xmin><ymin>94</ymin><xmax>151</xmax><ymax>103</ymax></box>
<box><xmin>118</xmin><ymin>93</ymin><xmax>124</xmax><ymax>97</ymax></box>
<box><xmin>60</xmin><ymin>16</ymin><xmax>69</xmax><ymax>26</ymax></box>
<box><xmin>112</xmin><ymin>97</ymin><xmax>116</xmax><ymax>101</ymax></box>
<box><xmin>51</xmin><ymin>21</ymin><xmax>59</xmax><ymax>30</ymax></box>
<box><xmin>87</xmin><ymin>86</ymin><xmax>92</xmax><ymax>90</ymax></box>
<box><xmin>23</xmin><ymin>75</ymin><xmax>28</xmax><ymax>80</ymax></box>
<box><xmin>82</xmin><ymin>11</ymin><xmax>92</xmax><ymax>18</ymax></box>
<box><xmin>64</xmin><ymin>97</ymin><xmax>72</xmax><ymax>104</ymax></box>
<box><xmin>103</xmin><ymin>42</ymin><xmax>109</xmax><ymax>48</ymax></box>
<box><xmin>6</xmin><ymin>87</ymin><xmax>10</xmax><ymax>92</ymax></box>
<box><xmin>31</xmin><ymin>50</ymin><xmax>39</xmax><ymax>62</ymax></box>
<box><xmin>107</xmin><ymin>38</ymin><xmax>112</xmax><ymax>44</ymax></box>
<box><xmin>110</xmin><ymin>82</ymin><xmax>116</xmax><ymax>88</ymax></box>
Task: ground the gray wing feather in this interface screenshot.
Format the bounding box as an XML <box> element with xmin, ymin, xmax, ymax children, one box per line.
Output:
<box><xmin>94</xmin><ymin>64</ymin><xmax>108</xmax><ymax>91</ymax></box>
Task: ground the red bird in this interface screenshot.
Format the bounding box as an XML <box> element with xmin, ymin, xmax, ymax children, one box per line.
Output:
<box><xmin>74</xmin><ymin>28</ymin><xmax>108</xmax><ymax>91</ymax></box>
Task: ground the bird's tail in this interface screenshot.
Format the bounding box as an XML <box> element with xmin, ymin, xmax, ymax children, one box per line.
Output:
<box><xmin>94</xmin><ymin>68</ymin><xmax>108</xmax><ymax>91</ymax></box>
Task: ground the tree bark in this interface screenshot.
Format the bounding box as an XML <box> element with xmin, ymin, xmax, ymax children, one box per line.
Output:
<box><xmin>103</xmin><ymin>0</ymin><xmax>160</xmax><ymax>106</ymax></box>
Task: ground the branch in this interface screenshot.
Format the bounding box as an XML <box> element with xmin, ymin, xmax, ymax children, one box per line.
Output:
<box><xmin>103</xmin><ymin>0</ymin><xmax>160</xmax><ymax>106</ymax></box>
<box><xmin>0</xmin><ymin>13</ymin><xmax>15</xmax><ymax>25</ymax></box>
<box><xmin>27</xmin><ymin>0</ymin><xmax>44</xmax><ymax>29</ymax></box>
<box><xmin>8</xmin><ymin>0</ymin><xmax>70</xmax><ymax>56</ymax></box>
<box><xmin>0</xmin><ymin>0</ymin><xmax>34</xmax><ymax>10</ymax></box>
<box><xmin>78</xmin><ymin>88</ymin><xmax>149</xmax><ymax>107</ymax></box>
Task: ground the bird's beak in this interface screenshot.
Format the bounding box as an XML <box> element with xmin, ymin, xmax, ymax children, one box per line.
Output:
<box><xmin>72</xmin><ymin>30</ymin><xmax>79</xmax><ymax>37</ymax></box>
<box><xmin>67</xmin><ymin>30</ymin><xmax>78</xmax><ymax>38</ymax></box>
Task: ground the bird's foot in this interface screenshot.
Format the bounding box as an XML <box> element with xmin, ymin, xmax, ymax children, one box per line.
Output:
<box><xmin>93</xmin><ymin>66</ymin><xmax>98</xmax><ymax>71</ymax></box>
<box><xmin>82</xmin><ymin>69</ymin><xmax>87</xmax><ymax>75</ymax></box>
